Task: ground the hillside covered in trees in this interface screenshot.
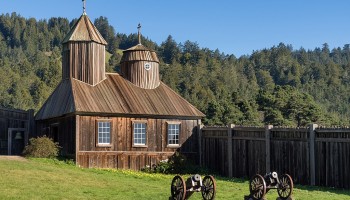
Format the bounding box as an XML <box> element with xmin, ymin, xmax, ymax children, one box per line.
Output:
<box><xmin>1</xmin><ymin>12</ymin><xmax>350</xmax><ymax>126</ymax></box>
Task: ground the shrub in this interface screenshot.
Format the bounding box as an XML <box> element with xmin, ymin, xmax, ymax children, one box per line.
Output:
<box><xmin>23</xmin><ymin>136</ymin><xmax>60</xmax><ymax>158</ymax></box>
<box><xmin>141</xmin><ymin>152</ymin><xmax>210</xmax><ymax>174</ymax></box>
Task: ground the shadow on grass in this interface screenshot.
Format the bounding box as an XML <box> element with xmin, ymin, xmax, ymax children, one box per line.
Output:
<box><xmin>215</xmin><ymin>175</ymin><xmax>248</xmax><ymax>183</ymax></box>
<box><xmin>295</xmin><ymin>184</ymin><xmax>350</xmax><ymax>196</ymax></box>
<box><xmin>27</xmin><ymin>156</ymin><xmax>76</xmax><ymax>167</ymax></box>
<box><xmin>56</xmin><ymin>156</ymin><xmax>76</xmax><ymax>165</ymax></box>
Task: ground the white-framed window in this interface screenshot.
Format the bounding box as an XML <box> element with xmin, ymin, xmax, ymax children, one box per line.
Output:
<box><xmin>167</xmin><ymin>122</ymin><xmax>180</xmax><ymax>146</ymax></box>
<box><xmin>97</xmin><ymin>121</ymin><xmax>111</xmax><ymax>145</ymax></box>
<box><xmin>133</xmin><ymin>122</ymin><xmax>147</xmax><ymax>146</ymax></box>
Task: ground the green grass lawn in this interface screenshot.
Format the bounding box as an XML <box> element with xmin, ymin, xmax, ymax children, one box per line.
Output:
<box><xmin>0</xmin><ymin>158</ymin><xmax>349</xmax><ymax>200</ymax></box>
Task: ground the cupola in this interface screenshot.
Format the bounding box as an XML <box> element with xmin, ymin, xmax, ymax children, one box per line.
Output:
<box><xmin>120</xmin><ymin>24</ymin><xmax>160</xmax><ymax>89</ymax></box>
<box><xmin>61</xmin><ymin>0</ymin><xmax>107</xmax><ymax>86</ymax></box>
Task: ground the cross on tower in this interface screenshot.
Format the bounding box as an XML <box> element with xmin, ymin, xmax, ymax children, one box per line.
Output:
<box><xmin>82</xmin><ymin>0</ymin><xmax>86</xmax><ymax>14</ymax></box>
<box><xmin>138</xmin><ymin>23</ymin><xmax>142</xmax><ymax>45</ymax></box>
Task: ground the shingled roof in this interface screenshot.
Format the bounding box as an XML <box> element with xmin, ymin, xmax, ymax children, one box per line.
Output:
<box><xmin>62</xmin><ymin>14</ymin><xmax>107</xmax><ymax>45</ymax></box>
<box><xmin>120</xmin><ymin>44</ymin><xmax>159</xmax><ymax>63</ymax></box>
<box><xmin>35</xmin><ymin>73</ymin><xmax>205</xmax><ymax>120</ymax></box>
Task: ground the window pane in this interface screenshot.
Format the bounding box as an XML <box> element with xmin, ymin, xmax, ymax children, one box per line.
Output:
<box><xmin>168</xmin><ymin>123</ymin><xmax>180</xmax><ymax>145</ymax></box>
<box><xmin>98</xmin><ymin>121</ymin><xmax>111</xmax><ymax>144</ymax></box>
<box><xmin>134</xmin><ymin>123</ymin><xmax>146</xmax><ymax>145</ymax></box>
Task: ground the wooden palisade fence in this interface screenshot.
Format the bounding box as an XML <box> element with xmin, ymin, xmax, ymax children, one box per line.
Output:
<box><xmin>199</xmin><ymin>124</ymin><xmax>350</xmax><ymax>189</ymax></box>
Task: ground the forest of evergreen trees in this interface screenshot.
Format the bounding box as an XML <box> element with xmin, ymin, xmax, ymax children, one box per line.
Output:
<box><xmin>1</xmin><ymin>12</ymin><xmax>350</xmax><ymax>126</ymax></box>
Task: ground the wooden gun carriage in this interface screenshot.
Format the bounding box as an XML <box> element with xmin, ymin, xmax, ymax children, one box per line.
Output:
<box><xmin>171</xmin><ymin>174</ymin><xmax>216</xmax><ymax>200</ymax></box>
<box><xmin>249</xmin><ymin>172</ymin><xmax>293</xmax><ymax>200</ymax></box>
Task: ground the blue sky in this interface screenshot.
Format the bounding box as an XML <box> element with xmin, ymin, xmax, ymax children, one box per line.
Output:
<box><xmin>0</xmin><ymin>0</ymin><xmax>350</xmax><ymax>57</ymax></box>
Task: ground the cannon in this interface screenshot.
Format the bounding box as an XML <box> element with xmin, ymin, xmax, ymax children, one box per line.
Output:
<box><xmin>170</xmin><ymin>174</ymin><xmax>216</xmax><ymax>200</ymax></box>
<box><xmin>249</xmin><ymin>172</ymin><xmax>293</xmax><ymax>200</ymax></box>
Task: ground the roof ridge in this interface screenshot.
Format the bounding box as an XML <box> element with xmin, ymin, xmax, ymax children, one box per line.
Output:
<box><xmin>83</xmin><ymin>15</ymin><xmax>94</xmax><ymax>44</ymax></box>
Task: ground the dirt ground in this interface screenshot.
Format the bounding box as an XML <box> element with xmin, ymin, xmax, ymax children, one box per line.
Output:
<box><xmin>0</xmin><ymin>156</ymin><xmax>27</xmax><ymax>161</ymax></box>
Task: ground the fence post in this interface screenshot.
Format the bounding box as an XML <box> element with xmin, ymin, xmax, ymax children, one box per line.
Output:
<box><xmin>227</xmin><ymin>124</ymin><xmax>235</xmax><ymax>177</ymax></box>
<box><xmin>309</xmin><ymin>124</ymin><xmax>317</xmax><ymax>186</ymax></box>
<box><xmin>27</xmin><ymin>109</ymin><xmax>35</xmax><ymax>143</ymax></box>
<box><xmin>198</xmin><ymin>123</ymin><xmax>204</xmax><ymax>167</ymax></box>
<box><xmin>265</xmin><ymin>125</ymin><xmax>273</xmax><ymax>173</ymax></box>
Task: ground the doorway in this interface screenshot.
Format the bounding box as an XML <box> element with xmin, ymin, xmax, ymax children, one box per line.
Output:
<box><xmin>50</xmin><ymin>124</ymin><xmax>59</xmax><ymax>144</ymax></box>
<box><xmin>8</xmin><ymin>128</ymin><xmax>27</xmax><ymax>155</ymax></box>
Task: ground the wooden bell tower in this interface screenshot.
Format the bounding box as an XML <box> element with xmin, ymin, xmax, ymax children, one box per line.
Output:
<box><xmin>61</xmin><ymin>0</ymin><xmax>107</xmax><ymax>86</ymax></box>
<box><xmin>120</xmin><ymin>24</ymin><xmax>160</xmax><ymax>89</ymax></box>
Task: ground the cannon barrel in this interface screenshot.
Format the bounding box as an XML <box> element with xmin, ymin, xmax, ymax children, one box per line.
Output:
<box><xmin>192</xmin><ymin>174</ymin><xmax>201</xmax><ymax>182</ymax></box>
<box><xmin>271</xmin><ymin>172</ymin><xmax>278</xmax><ymax>179</ymax></box>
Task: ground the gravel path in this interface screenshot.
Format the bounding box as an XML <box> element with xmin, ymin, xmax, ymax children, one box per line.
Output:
<box><xmin>0</xmin><ymin>156</ymin><xmax>27</xmax><ymax>161</ymax></box>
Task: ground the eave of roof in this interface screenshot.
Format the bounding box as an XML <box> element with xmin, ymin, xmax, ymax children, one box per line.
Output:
<box><xmin>35</xmin><ymin>79</ymin><xmax>76</xmax><ymax>120</ymax></box>
<box><xmin>35</xmin><ymin>74</ymin><xmax>205</xmax><ymax>120</ymax></box>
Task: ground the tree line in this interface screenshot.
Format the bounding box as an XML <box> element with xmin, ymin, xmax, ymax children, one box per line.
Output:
<box><xmin>1</xmin><ymin>12</ymin><xmax>350</xmax><ymax>126</ymax></box>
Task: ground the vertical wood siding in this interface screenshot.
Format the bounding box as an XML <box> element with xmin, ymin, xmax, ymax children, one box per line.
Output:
<box><xmin>62</xmin><ymin>42</ymin><xmax>105</xmax><ymax>85</ymax></box>
<box><xmin>201</xmin><ymin>128</ymin><xmax>229</xmax><ymax>176</ymax></box>
<box><xmin>315</xmin><ymin>130</ymin><xmax>350</xmax><ymax>188</ymax></box>
<box><xmin>0</xmin><ymin>108</ymin><xmax>33</xmax><ymax>155</ymax></box>
<box><xmin>35</xmin><ymin>116</ymin><xmax>76</xmax><ymax>156</ymax></box>
<box><xmin>270</xmin><ymin>128</ymin><xmax>310</xmax><ymax>184</ymax></box>
<box><xmin>120</xmin><ymin>47</ymin><xmax>160</xmax><ymax>89</ymax></box>
<box><xmin>120</xmin><ymin>60</ymin><xmax>160</xmax><ymax>89</ymax></box>
<box><xmin>75</xmin><ymin>116</ymin><xmax>199</xmax><ymax>170</ymax></box>
<box><xmin>232</xmin><ymin>128</ymin><xmax>266</xmax><ymax>178</ymax></box>
<box><xmin>201</xmin><ymin>126</ymin><xmax>350</xmax><ymax>189</ymax></box>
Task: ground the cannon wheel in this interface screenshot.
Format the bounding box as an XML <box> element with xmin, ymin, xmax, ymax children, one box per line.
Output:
<box><xmin>249</xmin><ymin>174</ymin><xmax>266</xmax><ymax>200</ymax></box>
<box><xmin>171</xmin><ymin>175</ymin><xmax>187</xmax><ymax>200</ymax></box>
<box><xmin>277</xmin><ymin>174</ymin><xmax>293</xmax><ymax>199</ymax></box>
<box><xmin>201</xmin><ymin>175</ymin><xmax>216</xmax><ymax>200</ymax></box>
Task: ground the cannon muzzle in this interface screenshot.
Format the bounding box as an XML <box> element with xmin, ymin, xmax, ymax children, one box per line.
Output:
<box><xmin>272</xmin><ymin>172</ymin><xmax>278</xmax><ymax>179</ymax></box>
<box><xmin>192</xmin><ymin>174</ymin><xmax>201</xmax><ymax>182</ymax></box>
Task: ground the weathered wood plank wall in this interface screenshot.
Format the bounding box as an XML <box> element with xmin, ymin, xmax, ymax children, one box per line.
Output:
<box><xmin>120</xmin><ymin>48</ymin><xmax>160</xmax><ymax>89</ymax></box>
<box><xmin>200</xmin><ymin>127</ymin><xmax>228</xmax><ymax>176</ymax></box>
<box><xmin>270</xmin><ymin>128</ymin><xmax>310</xmax><ymax>184</ymax></box>
<box><xmin>77</xmin><ymin>151</ymin><xmax>173</xmax><ymax>170</ymax></box>
<box><xmin>76</xmin><ymin>116</ymin><xmax>199</xmax><ymax>170</ymax></box>
<box><xmin>201</xmin><ymin>125</ymin><xmax>350</xmax><ymax>189</ymax></box>
<box><xmin>315</xmin><ymin>129</ymin><xmax>350</xmax><ymax>188</ymax></box>
<box><xmin>232</xmin><ymin>127</ymin><xmax>266</xmax><ymax>179</ymax></box>
<box><xmin>62</xmin><ymin>42</ymin><xmax>105</xmax><ymax>85</ymax></box>
<box><xmin>35</xmin><ymin>116</ymin><xmax>76</xmax><ymax>156</ymax></box>
<box><xmin>0</xmin><ymin>108</ymin><xmax>34</xmax><ymax>155</ymax></box>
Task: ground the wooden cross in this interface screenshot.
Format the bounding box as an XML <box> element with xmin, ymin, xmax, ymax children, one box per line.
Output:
<box><xmin>138</xmin><ymin>23</ymin><xmax>142</xmax><ymax>44</ymax></box>
<box><xmin>83</xmin><ymin>0</ymin><xmax>86</xmax><ymax>14</ymax></box>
